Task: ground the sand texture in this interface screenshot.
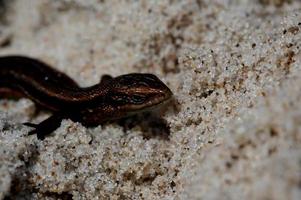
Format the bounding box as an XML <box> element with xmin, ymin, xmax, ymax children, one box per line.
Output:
<box><xmin>0</xmin><ymin>0</ymin><xmax>301</xmax><ymax>199</ymax></box>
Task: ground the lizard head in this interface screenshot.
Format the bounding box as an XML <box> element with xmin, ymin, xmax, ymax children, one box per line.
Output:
<box><xmin>106</xmin><ymin>73</ymin><xmax>173</xmax><ymax>114</ymax></box>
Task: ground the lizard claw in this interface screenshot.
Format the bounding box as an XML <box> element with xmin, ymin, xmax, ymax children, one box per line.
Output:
<box><xmin>23</xmin><ymin>122</ymin><xmax>46</xmax><ymax>140</ymax></box>
<box><xmin>23</xmin><ymin>122</ymin><xmax>38</xmax><ymax>128</ymax></box>
<box><xmin>23</xmin><ymin>113</ymin><xmax>64</xmax><ymax>140</ymax></box>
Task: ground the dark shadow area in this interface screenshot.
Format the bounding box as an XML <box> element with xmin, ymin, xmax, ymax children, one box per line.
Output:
<box><xmin>115</xmin><ymin>97</ymin><xmax>179</xmax><ymax>140</ymax></box>
<box><xmin>117</xmin><ymin>112</ymin><xmax>171</xmax><ymax>140</ymax></box>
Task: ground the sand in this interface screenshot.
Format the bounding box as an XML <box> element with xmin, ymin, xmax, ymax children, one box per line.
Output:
<box><xmin>0</xmin><ymin>0</ymin><xmax>300</xmax><ymax>199</ymax></box>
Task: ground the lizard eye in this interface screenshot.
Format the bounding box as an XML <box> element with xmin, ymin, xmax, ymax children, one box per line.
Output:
<box><xmin>130</xmin><ymin>95</ymin><xmax>146</xmax><ymax>104</ymax></box>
